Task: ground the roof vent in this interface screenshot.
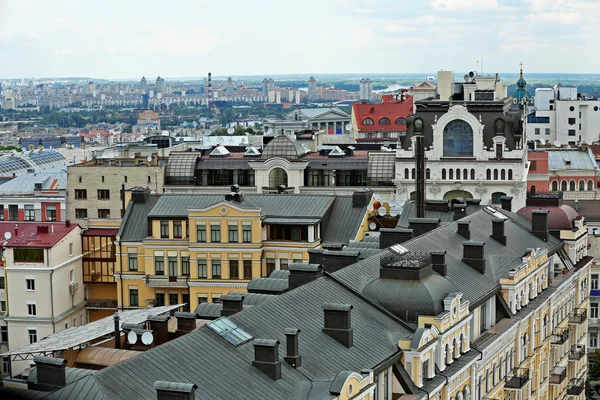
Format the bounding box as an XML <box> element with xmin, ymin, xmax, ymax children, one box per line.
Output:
<box><xmin>221</xmin><ymin>293</ymin><xmax>245</xmax><ymax>317</ymax></box>
<box><xmin>462</xmin><ymin>241</ymin><xmax>485</xmax><ymax>274</ymax></box>
<box><xmin>431</xmin><ymin>251</ymin><xmax>447</xmax><ymax>276</ymax></box>
<box><xmin>174</xmin><ymin>312</ymin><xmax>196</xmax><ymax>332</ymax></box>
<box><xmin>33</xmin><ymin>356</ymin><xmax>67</xmax><ymax>390</ymax></box>
<box><xmin>147</xmin><ymin>314</ymin><xmax>170</xmax><ymax>345</ymax></box>
<box><xmin>288</xmin><ymin>263</ymin><xmax>323</xmax><ymax>290</ymax></box>
<box><xmin>322</xmin><ymin>303</ymin><xmax>353</xmax><ymax>348</ymax></box>
<box><xmin>532</xmin><ymin>209</ymin><xmax>549</xmax><ymax>242</ymax></box>
<box><xmin>154</xmin><ymin>381</ymin><xmax>197</xmax><ymax>400</ymax></box>
<box><xmin>457</xmin><ymin>220</ymin><xmax>470</xmax><ymax>239</ymax></box>
<box><xmin>284</xmin><ymin>328</ymin><xmax>301</xmax><ymax>368</ymax></box>
<box><xmin>491</xmin><ymin>218</ymin><xmax>506</xmax><ymax>245</ymax></box>
<box><xmin>500</xmin><ymin>196</ymin><xmax>513</xmax><ymax>212</ymax></box>
<box><xmin>252</xmin><ymin>339</ymin><xmax>281</xmax><ymax>380</ymax></box>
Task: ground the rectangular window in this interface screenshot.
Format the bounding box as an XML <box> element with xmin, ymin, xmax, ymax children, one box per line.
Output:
<box><xmin>26</xmin><ymin>278</ymin><xmax>35</xmax><ymax>291</ymax></box>
<box><xmin>229</xmin><ymin>260</ymin><xmax>239</xmax><ymax>280</ymax></box>
<box><xmin>28</xmin><ymin>329</ymin><xmax>37</xmax><ymax>344</ymax></box>
<box><xmin>182</xmin><ymin>293</ymin><xmax>190</xmax><ymax>313</ymax></box>
<box><xmin>69</xmin><ymin>243</ymin><xmax>73</xmax><ymax>256</ymax></box>
<box><xmin>198</xmin><ymin>259</ymin><xmax>207</xmax><ymax>278</ymax></box>
<box><xmin>182</xmin><ymin>256</ymin><xmax>190</xmax><ymax>276</ymax></box>
<box><xmin>196</xmin><ymin>224</ymin><xmax>206</xmax><ymax>242</ymax></box>
<box><xmin>129</xmin><ymin>289</ymin><xmax>139</xmax><ymax>306</ymax></box>
<box><xmin>0</xmin><ymin>277</ymin><xmax>4</xmax><ymax>289</ymax></box>
<box><xmin>534</xmin><ymin>128</ymin><xmax>540</xmax><ymax>135</ymax></box>
<box><xmin>279</xmin><ymin>258</ymin><xmax>289</xmax><ymax>270</ymax></box>
<box><xmin>74</xmin><ymin>189</ymin><xmax>87</xmax><ymax>199</ymax></box>
<box><xmin>75</xmin><ymin>208</ymin><xmax>87</xmax><ymax>219</ymax></box>
<box><xmin>198</xmin><ymin>294</ymin><xmax>208</xmax><ymax>304</ymax></box>
<box><xmin>45</xmin><ymin>205</ymin><xmax>57</xmax><ymax>221</ymax></box>
<box><xmin>242</xmin><ymin>224</ymin><xmax>252</xmax><ymax>243</ymax></box>
<box><xmin>591</xmin><ymin>335</ymin><xmax>598</xmax><ymax>348</ymax></box>
<box><xmin>24</xmin><ymin>205</ymin><xmax>35</xmax><ymax>221</ymax></box>
<box><xmin>155</xmin><ymin>293</ymin><xmax>165</xmax><ymax>307</ymax></box>
<box><xmin>212</xmin><ymin>294</ymin><xmax>221</xmax><ymax>304</ymax></box>
<box><xmin>168</xmin><ymin>257</ymin><xmax>178</xmax><ymax>277</ymax></box>
<box><xmin>545</xmin><ymin>128</ymin><xmax>551</xmax><ymax>135</ymax></box>
<box><xmin>169</xmin><ymin>293</ymin><xmax>178</xmax><ymax>305</ymax></box>
<box><xmin>243</xmin><ymin>260</ymin><xmax>252</xmax><ymax>279</ymax></box>
<box><xmin>2</xmin><ymin>357</ymin><xmax>9</xmax><ymax>374</ymax></box>
<box><xmin>568</xmin><ymin>117</ymin><xmax>576</xmax><ymax>125</ymax></box>
<box><xmin>0</xmin><ymin>205</ymin><xmax>4</xmax><ymax>220</ymax></box>
<box><xmin>155</xmin><ymin>257</ymin><xmax>164</xmax><ymax>275</ymax></box>
<box><xmin>568</xmin><ymin>129</ymin><xmax>576</xmax><ymax>136</ymax></box>
<box><xmin>15</xmin><ymin>249</ymin><xmax>44</xmax><ymax>263</ymax></box>
<box><xmin>530</xmin><ymin>160</ymin><xmax>537</xmax><ymax>171</ymax></box>
<box><xmin>212</xmin><ymin>260</ymin><xmax>221</xmax><ymax>279</ymax></box>
<box><xmin>228</xmin><ymin>225</ymin><xmax>238</xmax><ymax>243</ymax></box>
<box><xmin>0</xmin><ymin>326</ymin><xmax>7</xmax><ymax>342</ymax></box>
<box><xmin>98</xmin><ymin>209</ymin><xmax>110</xmax><ymax>218</ymax></box>
<box><xmin>8</xmin><ymin>205</ymin><xmax>18</xmax><ymax>221</ymax></box>
<box><xmin>97</xmin><ymin>189</ymin><xmax>110</xmax><ymax>200</ymax></box>
<box><xmin>173</xmin><ymin>221</ymin><xmax>182</xmax><ymax>238</ymax></box>
<box><xmin>266</xmin><ymin>258</ymin><xmax>276</xmax><ymax>276</ymax></box>
<box><xmin>124</xmin><ymin>176</ymin><xmax>128</xmax><ymax>183</ymax></box>
<box><xmin>160</xmin><ymin>221</ymin><xmax>169</xmax><ymax>238</ymax></box>
<box><xmin>0</xmin><ymin>301</ymin><xmax>5</xmax><ymax>313</ymax></box>
<box><xmin>27</xmin><ymin>303</ymin><xmax>36</xmax><ymax>316</ymax></box>
<box><xmin>128</xmin><ymin>254</ymin><xmax>138</xmax><ymax>271</ymax></box>
<box><xmin>210</xmin><ymin>224</ymin><xmax>221</xmax><ymax>242</ymax></box>
<box><xmin>593</xmin><ymin>274</ymin><xmax>599</xmax><ymax>290</ymax></box>
<box><xmin>591</xmin><ymin>302</ymin><xmax>599</xmax><ymax>319</ymax></box>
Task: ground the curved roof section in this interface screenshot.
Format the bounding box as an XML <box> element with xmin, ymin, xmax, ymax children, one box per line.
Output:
<box><xmin>0</xmin><ymin>149</ymin><xmax>68</xmax><ymax>177</ymax></box>
<box><xmin>362</xmin><ymin>274</ymin><xmax>458</xmax><ymax>321</ymax></box>
<box><xmin>247</xmin><ymin>278</ymin><xmax>289</xmax><ymax>293</ymax></box>
<box><xmin>165</xmin><ymin>152</ymin><xmax>200</xmax><ymax>185</ymax></box>
<box><xmin>516</xmin><ymin>205</ymin><xmax>579</xmax><ymax>230</ymax></box>
<box><xmin>261</xmin><ymin>135</ymin><xmax>308</xmax><ymax>160</ymax></box>
<box><xmin>352</xmin><ymin>96</ymin><xmax>413</xmax><ymax>132</ymax></box>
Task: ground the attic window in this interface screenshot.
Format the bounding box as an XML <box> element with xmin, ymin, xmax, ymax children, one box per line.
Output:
<box><xmin>363</xmin><ymin>118</ymin><xmax>374</xmax><ymax>125</ymax></box>
<box><xmin>395</xmin><ymin>117</ymin><xmax>407</xmax><ymax>125</ymax></box>
<box><xmin>565</xmin><ymin>159</ymin><xmax>571</xmax><ymax>165</ymax></box>
<box><xmin>379</xmin><ymin>117</ymin><xmax>390</xmax><ymax>125</ymax></box>
<box><xmin>34</xmin><ymin>183</ymin><xmax>42</xmax><ymax>191</ymax></box>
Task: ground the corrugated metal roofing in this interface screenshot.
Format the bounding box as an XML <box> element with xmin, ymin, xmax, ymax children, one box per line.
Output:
<box><xmin>0</xmin><ymin>167</ymin><xmax>67</xmax><ymax>195</ymax></box>
<box><xmin>262</xmin><ymin>217</ymin><xmax>320</xmax><ymax>225</ymax></box>
<box><xmin>118</xmin><ymin>195</ymin><xmax>159</xmax><ymax>242</ymax></box>
<box><xmin>548</xmin><ymin>149</ymin><xmax>598</xmax><ymax>171</ymax></box>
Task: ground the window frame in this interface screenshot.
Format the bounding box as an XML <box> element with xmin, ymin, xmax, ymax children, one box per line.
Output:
<box><xmin>229</xmin><ymin>260</ymin><xmax>239</xmax><ymax>280</ymax></box>
<box><xmin>129</xmin><ymin>288</ymin><xmax>139</xmax><ymax>307</ymax></box>
<box><xmin>212</xmin><ymin>260</ymin><xmax>221</xmax><ymax>279</ymax></box>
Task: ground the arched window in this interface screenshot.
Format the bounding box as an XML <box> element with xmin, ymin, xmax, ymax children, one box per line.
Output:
<box><xmin>499</xmin><ymin>357</ymin><xmax>504</xmax><ymax>379</ymax></box>
<box><xmin>453</xmin><ymin>337</ymin><xmax>458</xmax><ymax>359</ymax></box>
<box><xmin>588</xmin><ymin>180</ymin><xmax>594</xmax><ymax>191</ymax></box>
<box><xmin>363</xmin><ymin>118</ymin><xmax>374</xmax><ymax>125</ymax></box>
<box><xmin>456</xmin><ymin>169</ymin><xmax>461</xmax><ymax>180</ymax></box>
<box><xmin>570</xmin><ymin>180</ymin><xmax>576</xmax><ymax>191</ymax></box>
<box><xmin>530</xmin><ymin>185</ymin><xmax>536</xmax><ymax>194</ymax></box>
<box><xmin>493</xmin><ymin>169</ymin><xmax>498</xmax><ymax>180</ymax></box>
<box><xmin>486</xmin><ymin>169</ymin><xmax>491</xmax><ymax>180</ymax></box>
<box><xmin>443</xmin><ymin>119</ymin><xmax>474</xmax><ymax>157</ymax></box>
<box><xmin>445</xmin><ymin>343</ymin><xmax>451</xmax><ymax>365</ymax></box>
<box><xmin>579</xmin><ymin>180</ymin><xmax>585</xmax><ymax>191</ymax></box>
<box><xmin>379</xmin><ymin>117</ymin><xmax>390</xmax><ymax>125</ymax></box>
<box><xmin>395</xmin><ymin>117</ymin><xmax>407</xmax><ymax>125</ymax></box>
<box><xmin>561</xmin><ymin>180</ymin><xmax>567</xmax><ymax>191</ymax></box>
<box><xmin>501</xmin><ymin>169</ymin><xmax>506</xmax><ymax>180</ymax></box>
<box><xmin>269</xmin><ymin>167</ymin><xmax>288</xmax><ymax>187</ymax></box>
<box><xmin>552</xmin><ymin>180</ymin><xmax>558</xmax><ymax>191</ymax></box>
<box><xmin>426</xmin><ymin>168</ymin><xmax>431</xmax><ymax>179</ymax></box>
<box><xmin>508</xmin><ymin>170</ymin><xmax>513</xmax><ymax>180</ymax></box>
<box><xmin>442</xmin><ymin>169</ymin><xmax>447</xmax><ymax>180</ymax></box>
<box><xmin>464</xmin><ymin>169</ymin><xmax>468</xmax><ymax>180</ymax></box>
<box><xmin>449</xmin><ymin>169</ymin><xmax>454</xmax><ymax>180</ymax></box>
<box><xmin>411</xmin><ymin>168</ymin><xmax>416</xmax><ymax>180</ymax></box>
<box><xmin>460</xmin><ymin>333</ymin><xmax>465</xmax><ymax>353</ymax></box>
<box><xmin>471</xmin><ymin>169</ymin><xmax>476</xmax><ymax>180</ymax></box>
<box><xmin>404</xmin><ymin>168</ymin><xmax>409</xmax><ymax>179</ymax></box>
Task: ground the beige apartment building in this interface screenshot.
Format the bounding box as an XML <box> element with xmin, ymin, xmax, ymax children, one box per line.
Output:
<box><xmin>67</xmin><ymin>153</ymin><xmax>164</xmax><ymax>226</ymax></box>
<box><xmin>3</xmin><ymin>222</ymin><xmax>86</xmax><ymax>374</ymax></box>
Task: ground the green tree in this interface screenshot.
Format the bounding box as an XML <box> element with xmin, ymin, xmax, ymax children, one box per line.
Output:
<box><xmin>589</xmin><ymin>350</ymin><xmax>600</xmax><ymax>380</ymax></box>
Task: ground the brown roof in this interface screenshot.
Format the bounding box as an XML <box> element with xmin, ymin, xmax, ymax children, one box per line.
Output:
<box><xmin>516</xmin><ymin>204</ymin><xmax>580</xmax><ymax>230</ymax></box>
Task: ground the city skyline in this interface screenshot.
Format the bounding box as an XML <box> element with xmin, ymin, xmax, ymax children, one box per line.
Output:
<box><xmin>1</xmin><ymin>0</ymin><xmax>600</xmax><ymax>79</ymax></box>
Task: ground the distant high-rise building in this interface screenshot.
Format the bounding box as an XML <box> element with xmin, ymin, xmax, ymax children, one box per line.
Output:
<box><xmin>262</xmin><ymin>78</ymin><xmax>274</xmax><ymax>99</ymax></box>
<box><xmin>308</xmin><ymin>76</ymin><xmax>317</xmax><ymax>100</ymax></box>
<box><xmin>226</xmin><ymin>77</ymin><xmax>234</xmax><ymax>96</ymax></box>
<box><xmin>155</xmin><ymin>76</ymin><xmax>165</xmax><ymax>94</ymax></box>
<box><xmin>359</xmin><ymin>78</ymin><xmax>372</xmax><ymax>101</ymax></box>
<box><xmin>140</xmin><ymin>76</ymin><xmax>147</xmax><ymax>94</ymax></box>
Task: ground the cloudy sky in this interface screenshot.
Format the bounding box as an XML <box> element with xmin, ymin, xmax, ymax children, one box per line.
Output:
<box><xmin>0</xmin><ymin>0</ymin><xmax>598</xmax><ymax>79</ymax></box>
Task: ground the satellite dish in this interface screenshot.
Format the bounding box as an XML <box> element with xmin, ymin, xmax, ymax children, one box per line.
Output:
<box><xmin>369</xmin><ymin>222</ymin><xmax>377</xmax><ymax>231</ymax></box>
<box><xmin>4</xmin><ymin>232</ymin><xmax>11</xmax><ymax>240</ymax></box>
<box><xmin>469</xmin><ymin>71</ymin><xmax>475</xmax><ymax>78</ymax></box>
<box><xmin>227</xmin><ymin>127</ymin><xmax>235</xmax><ymax>135</ymax></box>
<box><xmin>345</xmin><ymin>123</ymin><xmax>352</xmax><ymax>131</ymax></box>
<box><xmin>141</xmin><ymin>332</ymin><xmax>154</xmax><ymax>345</ymax></box>
<box><xmin>367</xmin><ymin>204</ymin><xmax>374</xmax><ymax>212</ymax></box>
<box><xmin>127</xmin><ymin>331</ymin><xmax>137</xmax><ymax>345</ymax></box>
<box><xmin>554</xmin><ymin>140</ymin><xmax>562</xmax><ymax>147</ymax></box>
<box><xmin>147</xmin><ymin>155</ymin><xmax>152</xmax><ymax>162</ymax></box>
<box><xmin>464</xmin><ymin>74</ymin><xmax>470</xmax><ymax>82</ymax></box>
<box><xmin>378</xmin><ymin>207</ymin><xmax>386</xmax><ymax>216</ymax></box>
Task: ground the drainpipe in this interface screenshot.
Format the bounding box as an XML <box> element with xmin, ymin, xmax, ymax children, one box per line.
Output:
<box><xmin>50</xmin><ymin>261</ymin><xmax>55</xmax><ymax>333</ymax></box>
<box><xmin>118</xmin><ymin>241</ymin><xmax>124</xmax><ymax>311</ymax></box>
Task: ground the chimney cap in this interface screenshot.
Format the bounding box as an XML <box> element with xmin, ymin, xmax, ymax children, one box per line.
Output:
<box><xmin>500</xmin><ymin>195</ymin><xmax>513</xmax><ymax>201</ymax></box>
<box><xmin>253</xmin><ymin>338</ymin><xmax>280</xmax><ymax>347</ymax></box>
<box><xmin>430</xmin><ymin>250</ymin><xmax>446</xmax><ymax>256</ymax></box>
<box><xmin>33</xmin><ymin>356</ymin><xmax>67</xmax><ymax>367</ymax></box>
<box><xmin>284</xmin><ymin>328</ymin><xmax>301</xmax><ymax>336</ymax></box>
<box><xmin>222</xmin><ymin>293</ymin><xmax>245</xmax><ymax>302</ymax></box>
<box><xmin>147</xmin><ymin>314</ymin><xmax>170</xmax><ymax>323</ymax></box>
<box><xmin>491</xmin><ymin>218</ymin><xmax>505</xmax><ymax>223</ymax></box>
<box><xmin>463</xmin><ymin>241</ymin><xmax>485</xmax><ymax>247</ymax></box>
<box><xmin>532</xmin><ymin>209</ymin><xmax>550</xmax><ymax>215</ymax></box>
<box><xmin>288</xmin><ymin>263</ymin><xmax>323</xmax><ymax>272</ymax></box>
<box><xmin>174</xmin><ymin>311</ymin><xmax>196</xmax><ymax>320</ymax></box>
<box><xmin>154</xmin><ymin>381</ymin><xmax>198</xmax><ymax>394</ymax></box>
<box><xmin>323</xmin><ymin>303</ymin><xmax>353</xmax><ymax>312</ymax></box>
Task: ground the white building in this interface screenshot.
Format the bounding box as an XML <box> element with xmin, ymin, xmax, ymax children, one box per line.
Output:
<box><xmin>359</xmin><ymin>78</ymin><xmax>372</xmax><ymax>101</ymax></box>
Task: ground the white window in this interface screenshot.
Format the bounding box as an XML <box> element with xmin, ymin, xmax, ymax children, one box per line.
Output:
<box><xmin>69</xmin><ymin>270</ymin><xmax>74</xmax><ymax>283</ymax></box>
<box><xmin>0</xmin><ymin>301</ymin><xmax>5</xmax><ymax>312</ymax></box>
<box><xmin>27</xmin><ymin>302</ymin><xmax>36</xmax><ymax>316</ymax></box>
<box><xmin>591</xmin><ymin>335</ymin><xmax>598</xmax><ymax>348</ymax></box>
<box><xmin>591</xmin><ymin>302</ymin><xmax>599</xmax><ymax>319</ymax></box>
<box><xmin>593</xmin><ymin>274</ymin><xmax>599</xmax><ymax>290</ymax></box>
<box><xmin>69</xmin><ymin>243</ymin><xmax>73</xmax><ymax>256</ymax></box>
<box><xmin>28</xmin><ymin>329</ymin><xmax>37</xmax><ymax>344</ymax></box>
<box><xmin>26</xmin><ymin>278</ymin><xmax>35</xmax><ymax>291</ymax></box>
<box><xmin>2</xmin><ymin>357</ymin><xmax>8</xmax><ymax>374</ymax></box>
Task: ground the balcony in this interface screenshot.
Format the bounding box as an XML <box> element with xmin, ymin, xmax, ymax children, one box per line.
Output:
<box><xmin>567</xmin><ymin>378</ymin><xmax>585</xmax><ymax>396</ymax></box>
<box><xmin>569</xmin><ymin>345</ymin><xmax>586</xmax><ymax>361</ymax></box>
<box><xmin>551</xmin><ymin>329</ymin><xmax>569</xmax><ymax>345</ymax></box>
<box><xmin>145</xmin><ymin>275</ymin><xmax>189</xmax><ymax>288</ymax></box>
<box><xmin>549</xmin><ymin>367</ymin><xmax>567</xmax><ymax>385</ymax></box>
<box><xmin>85</xmin><ymin>299</ymin><xmax>118</xmax><ymax>309</ymax></box>
<box><xmin>590</xmin><ymin>318</ymin><xmax>600</xmax><ymax>328</ymax></box>
<box><xmin>505</xmin><ymin>368</ymin><xmax>529</xmax><ymax>389</ymax></box>
<box><xmin>569</xmin><ymin>308</ymin><xmax>587</xmax><ymax>324</ymax></box>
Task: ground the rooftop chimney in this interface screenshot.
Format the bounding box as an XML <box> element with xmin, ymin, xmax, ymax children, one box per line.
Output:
<box><xmin>352</xmin><ymin>189</ymin><xmax>374</xmax><ymax>208</ymax></box>
<box><xmin>408</xmin><ymin>218</ymin><xmax>440</xmax><ymax>237</ymax></box>
<box><xmin>379</xmin><ymin>228</ymin><xmax>414</xmax><ymax>249</ymax></box>
<box><xmin>131</xmin><ymin>188</ymin><xmax>149</xmax><ymax>204</ymax></box>
<box><xmin>531</xmin><ymin>209</ymin><xmax>549</xmax><ymax>242</ymax></box>
<box><xmin>425</xmin><ymin>200</ymin><xmax>450</xmax><ymax>213</ymax></box>
<box><xmin>154</xmin><ymin>381</ymin><xmax>198</xmax><ymax>400</ymax></box>
<box><xmin>147</xmin><ymin>314</ymin><xmax>170</xmax><ymax>345</ymax></box>
<box><xmin>491</xmin><ymin>218</ymin><xmax>506</xmax><ymax>245</ymax></box>
<box><xmin>462</xmin><ymin>241</ymin><xmax>486</xmax><ymax>274</ymax></box>
<box><xmin>284</xmin><ymin>328</ymin><xmax>301</xmax><ymax>368</ymax></box>
<box><xmin>174</xmin><ymin>312</ymin><xmax>196</xmax><ymax>333</ymax></box>
<box><xmin>453</xmin><ymin>203</ymin><xmax>468</xmax><ymax>221</ymax></box>
<box><xmin>288</xmin><ymin>263</ymin><xmax>323</xmax><ymax>290</ymax></box>
<box><xmin>114</xmin><ymin>313</ymin><xmax>121</xmax><ymax>349</ymax></box>
<box><xmin>457</xmin><ymin>220</ymin><xmax>470</xmax><ymax>239</ymax></box>
<box><xmin>500</xmin><ymin>196</ymin><xmax>513</xmax><ymax>212</ymax></box>
<box><xmin>252</xmin><ymin>339</ymin><xmax>282</xmax><ymax>380</ymax></box>
<box><xmin>415</xmin><ymin>134</ymin><xmax>426</xmax><ymax>218</ymax></box>
<box><xmin>33</xmin><ymin>356</ymin><xmax>67</xmax><ymax>390</ymax></box>
<box><xmin>322</xmin><ymin>303</ymin><xmax>353</xmax><ymax>348</ymax></box>
<box><xmin>221</xmin><ymin>293</ymin><xmax>245</xmax><ymax>317</ymax></box>
<box><xmin>431</xmin><ymin>251</ymin><xmax>447</xmax><ymax>276</ymax></box>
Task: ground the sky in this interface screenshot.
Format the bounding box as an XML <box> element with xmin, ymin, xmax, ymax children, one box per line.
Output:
<box><xmin>1</xmin><ymin>0</ymin><xmax>599</xmax><ymax>79</ymax></box>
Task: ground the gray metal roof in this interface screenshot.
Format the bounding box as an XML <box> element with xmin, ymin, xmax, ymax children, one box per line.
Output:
<box><xmin>0</xmin><ymin>167</ymin><xmax>67</xmax><ymax>195</ymax></box>
<box><xmin>247</xmin><ymin>278</ymin><xmax>289</xmax><ymax>293</ymax></box>
<box><xmin>397</xmin><ymin>201</ymin><xmax>483</xmax><ymax>228</ymax></box>
<box><xmin>322</xmin><ymin>196</ymin><xmax>369</xmax><ymax>245</ymax></box>
<box><xmin>307</xmin><ymin>158</ymin><xmax>368</xmax><ymax>170</ymax></box>
<box><xmin>548</xmin><ymin>149</ymin><xmax>598</xmax><ymax>171</ymax></box>
<box><xmin>118</xmin><ymin>195</ymin><xmax>159</xmax><ymax>242</ymax></box>
<box><xmin>262</xmin><ymin>217</ymin><xmax>320</xmax><ymax>225</ymax></box>
<box><xmin>197</xmin><ymin>158</ymin><xmax>251</xmax><ymax>170</ymax></box>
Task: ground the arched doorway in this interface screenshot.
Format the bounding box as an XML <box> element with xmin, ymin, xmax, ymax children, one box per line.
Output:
<box><xmin>443</xmin><ymin>190</ymin><xmax>473</xmax><ymax>201</ymax></box>
<box><xmin>491</xmin><ymin>192</ymin><xmax>507</xmax><ymax>204</ymax></box>
<box><xmin>269</xmin><ymin>168</ymin><xmax>288</xmax><ymax>187</ymax></box>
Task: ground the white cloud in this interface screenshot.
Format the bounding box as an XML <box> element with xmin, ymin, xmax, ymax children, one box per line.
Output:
<box><xmin>431</xmin><ymin>0</ymin><xmax>498</xmax><ymax>10</ymax></box>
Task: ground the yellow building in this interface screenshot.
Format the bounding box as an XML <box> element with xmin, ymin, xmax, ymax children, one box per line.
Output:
<box><xmin>114</xmin><ymin>187</ymin><xmax>372</xmax><ymax>313</ymax></box>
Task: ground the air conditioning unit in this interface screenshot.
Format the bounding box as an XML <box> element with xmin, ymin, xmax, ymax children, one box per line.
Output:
<box><xmin>69</xmin><ymin>282</ymin><xmax>78</xmax><ymax>293</ymax></box>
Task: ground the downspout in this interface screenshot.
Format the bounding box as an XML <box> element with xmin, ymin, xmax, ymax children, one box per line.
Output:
<box><xmin>118</xmin><ymin>240</ymin><xmax>124</xmax><ymax>311</ymax></box>
<box><xmin>49</xmin><ymin>249</ymin><xmax>55</xmax><ymax>333</ymax></box>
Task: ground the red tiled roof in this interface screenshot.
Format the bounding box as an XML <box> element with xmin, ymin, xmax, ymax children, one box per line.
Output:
<box><xmin>5</xmin><ymin>223</ymin><xmax>79</xmax><ymax>248</ymax></box>
<box><xmin>352</xmin><ymin>95</ymin><xmax>413</xmax><ymax>132</ymax></box>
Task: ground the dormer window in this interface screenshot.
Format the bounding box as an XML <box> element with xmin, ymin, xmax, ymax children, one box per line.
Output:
<box><xmin>379</xmin><ymin>117</ymin><xmax>390</xmax><ymax>125</ymax></box>
<box><xmin>363</xmin><ymin>118</ymin><xmax>374</xmax><ymax>125</ymax></box>
<box><xmin>34</xmin><ymin>183</ymin><xmax>42</xmax><ymax>191</ymax></box>
<box><xmin>395</xmin><ymin>117</ymin><xmax>407</xmax><ymax>125</ymax></box>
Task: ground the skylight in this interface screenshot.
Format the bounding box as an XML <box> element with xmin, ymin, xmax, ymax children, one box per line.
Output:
<box><xmin>207</xmin><ymin>317</ymin><xmax>253</xmax><ymax>347</ymax></box>
<box><xmin>484</xmin><ymin>206</ymin><xmax>508</xmax><ymax>220</ymax></box>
